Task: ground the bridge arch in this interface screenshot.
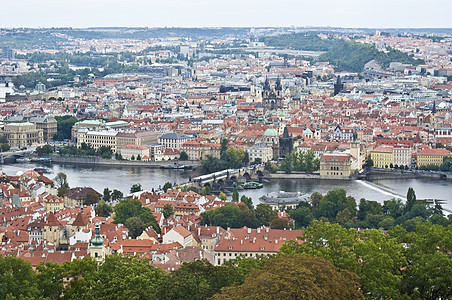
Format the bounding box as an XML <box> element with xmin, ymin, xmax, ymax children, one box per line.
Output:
<box><xmin>243</xmin><ymin>172</ymin><xmax>251</xmax><ymax>181</ymax></box>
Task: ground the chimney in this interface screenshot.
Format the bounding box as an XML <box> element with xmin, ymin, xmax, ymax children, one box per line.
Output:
<box><xmin>257</xmin><ymin>228</ymin><xmax>261</xmax><ymax>234</ymax></box>
<box><xmin>253</xmin><ymin>237</ymin><xmax>256</xmax><ymax>243</ymax></box>
<box><xmin>240</xmin><ymin>240</ymin><xmax>243</xmax><ymax>245</ymax></box>
<box><xmin>247</xmin><ymin>228</ymin><xmax>251</xmax><ymax>234</ymax></box>
<box><xmin>216</xmin><ymin>226</ymin><xmax>219</xmax><ymax>234</ymax></box>
<box><xmin>275</xmin><ymin>239</ymin><xmax>278</xmax><ymax>244</ymax></box>
<box><xmin>198</xmin><ymin>228</ymin><xmax>201</xmax><ymax>236</ymax></box>
<box><xmin>266</xmin><ymin>227</ymin><xmax>269</xmax><ymax>233</ymax></box>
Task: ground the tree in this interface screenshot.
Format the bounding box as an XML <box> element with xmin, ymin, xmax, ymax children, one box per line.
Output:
<box><xmin>131</xmin><ymin>155</ymin><xmax>135</xmax><ymax>160</ymax></box>
<box><xmin>114</xmin><ymin>199</ymin><xmax>160</xmax><ymax>234</ymax></box>
<box><xmin>255</xmin><ymin>204</ymin><xmax>277</xmax><ymax>226</ymax></box>
<box><xmin>398</xmin><ymin>222</ymin><xmax>452</xmax><ymax>299</ymax></box>
<box><xmin>102</xmin><ymin>188</ymin><xmax>111</xmax><ymax>202</ymax></box>
<box><xmin>232</xmin><ymin>187</ymin><xmax>239</xmax><ymax>202</ymax></box>
<box><xmin>187</xmin><ymin>186</ymin><xmax>199</xmax><ymax>193</ymax></box>
<box><xmin>162</xmin><ymin>204</ymin><xmax>174</xmax><ymax>219</ymax></box>
<box><xmin>0</xmin><ymin>256</ymin><xmax>39</xmax><ymax>299</ymax></box>
<box><xmin>163</xmin><ymin>182</ymin><xmax>172</xmax><ymax>192</ymax></box>
<box><xmin>179</xmin><ymin>151</ymin><xmax>189</xmax><ymax>160</ymax></box>
<box><xmin>158</xmin><ymin>259</ymin><xmax>242</xmax><ymax>300</ymax></box>
<box><xmin>270</xmin><ymin>217</ymin><xmax>290</xmax><ymax>229</ymax></box>
<box><xmin>223</xmin><ymin>147</ymin><xmax>246</xmax><ymax>169</ymax></box>
<box><xmin>201</xmin><ymin>186</ymin><xmax>211</xmax><ymax>196</ymax></box>
<box><xmin>0</xmin><ymin>135</ymin><xmax>10</xmax><ymax>152</ymax></box>
<box><xmin>280</xmin><ymin>221</ymin><xmax>406</xmax><ymax>299</ymax></box>
<box><xmin>95</xmin><ymin>200</ymin><xmax>112</xmax><ymax>217</ymax></box>
<box><xmin>136</xmin><ymin>154</ymin><xmax>141</xmax><ymax>161</ymax></box>
<box><xmin>405</xmin><ymin>187</ymin><xmax>416</xmax><ymax>213</ymax></box>
<box><xmin>35</xmin><ymin>144</ymin><xmax>53</xmax><ymax>155</ymax></box>
<box><xmin>54</xmin><ymin>115</ymin><xmax>77</xmax><ymax>141</ymax></box>
<box><xmin>53</xmin><ymin>172</ymin><xmax>69</xmax><ymax>189</ymax></box>
<box><xmin>84</xmin><ymin>191</ymin><xmax>100</xmax><ymax>205</ymax></box>
<box><xmin>240</xmin><ymin>195</ymin><xmax>253</xmax><ymax>210</ymax></box>
<box><xmin>218</xmin><ymin>192</ymin><xmax>227</xmax><ymax>201</ymax></box>
<box><xmin>130</xmin><ymin>183</ymin><xmax>142</xmax><ymax>193</ymax></box>
<box><xmin>125</xmin><ymin>216</ymin><xmax>145</xmax><ymax>238</ymax></box>
<box><xmin>289</xmin><ymin>206</ymin><xmax>314</xmax><ymax>228</ymax></box>
<box><xmin>212</xmin><ymin>254</ymin><xmax>364</xmax><ymax>300</ymax></box>
<box><xmin>111</xmin><ymin>189</ymin><xmax>123</xmax><ymax>201</ymax></box>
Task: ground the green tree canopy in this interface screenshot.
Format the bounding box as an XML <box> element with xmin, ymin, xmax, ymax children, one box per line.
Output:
<box><xmin>212</xmin><ymin>254</ymin><xmax>364</xmax><ymax>300</ymax></box>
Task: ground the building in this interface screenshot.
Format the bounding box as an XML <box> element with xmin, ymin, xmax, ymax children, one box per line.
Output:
<box><xmin>214</xmin><ymin>227</ymin><xmax>303</xmax><ymax>266</ymax></box>
<box><xmin>158</xmin><ymin>132</ymin><xmax>194</xmax><ymax>150</ymax></box>
<box><xmin>371</xmin><ymin>146</ymin><xmax>394</xmax><ymax>169</ymax></box>
<box><xmin>262</xmin><ymin>77</ymin><xmax>283</xmax><ymax>111</ymax></box>
<box><xmin>116</xmin><ymin>131</ymin><xmax>159</xmax><ymax>148</ymax></box>
<box><xmin>29</xmin><ymin>116</ymin><xmax>58</xmax><ymax>142</ymax></box>
<box><xmin>259</xmin><ymin>191</ymin><xmax>310</xmax><ymax>211</ymax></box>
<box><xmin>393</xmin><ymin>145</ymin><xmax>412</xmax><ymax>168</ymax></box>
<box><xmin>163</xmin><ymin>225</ymin><xmax>194</xmax><ymax>247</ymax></box>
<box><xmin>417</xmin><ymin>148</ymin><xmax>452</xmax><ymax>168</ymax></box>
<box><xmin>279</xmin><ymin>127</ymin><xmax>293</xmax><ymax>158</ymax></box>
<box><xmin>263</xmin><ymin>127</ymin><xmax>279</xmax><ymax>160</ymax></box>
<box><xmin>247</xmin><ymin>141</ymin><xmax>273</xmax><ymax>163</ymax></box>
<box><xmin>76</xmin><ymin>129</ymin><xmax>117</xmax><ymax>152</ymax></box>
<box><xmin>181</xmin><ymin>140</ymin><xmax>221</xmax><ymax>161</ymax></box>
<box><xmin>42</xmin><ymin>194</ymin><xmax>64</xmax><ymax>213</ymax></box>
<box><xmin>120</xmin><ymin>144</ymin><xmax>150</xmax><ymax>160</ymax></box>
<box><xmin>63</xmin><ymin>187</ymin><xmax>101</xmax><ymax>207</ymax></box>
<box><xmin>1</xmin><ymin>122</ymin><xmax>44</xmax><ymax>147</ymax></box>
<box><xmin>88</xmin><ymin>223</ymin><xmax>108</xmax><ymax>262</ymax></box>
<box><xmin>333</xmin><ymin>126</ymin><xmax>355</xmax><ymax>141</ymax></box>
<box><xmin>319</xmin><ymin>153</ymin><xmax>352</xmax><ymax>179</ymax></box>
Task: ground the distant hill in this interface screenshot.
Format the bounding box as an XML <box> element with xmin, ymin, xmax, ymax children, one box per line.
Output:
<box><xmin>260</xmin><ymin>33</ymin><xmax>424</xmax><ymax>72</ymax></box>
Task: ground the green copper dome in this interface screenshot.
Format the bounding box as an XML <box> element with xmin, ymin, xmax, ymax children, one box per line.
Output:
<box><xmin>90</xmin><ymin>223</ymin><xmax>104</xmax><ymax>248</ymax></box>
<box><xmin>264</xmin><ymin>127</ymin><xmax>278</xmax><ymax>137</ymax></box>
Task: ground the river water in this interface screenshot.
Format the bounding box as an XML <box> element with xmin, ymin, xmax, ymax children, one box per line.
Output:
<box><xmin>2</xmin><ymin>163</ymin><xmax>451</xmax><ymax>212</ymax></box>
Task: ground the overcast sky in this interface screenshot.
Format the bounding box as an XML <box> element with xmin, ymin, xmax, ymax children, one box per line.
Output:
<box><xmin>2</xmin><ymin>0</ymin><xmax>451</xmax><ymax>28</ymax></box>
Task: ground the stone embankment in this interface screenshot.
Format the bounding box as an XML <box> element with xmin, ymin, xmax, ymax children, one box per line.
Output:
<box><xmin>46</xmin><ymin>155</ymin><xmax>200</xmax><ymax>168</ymax></box>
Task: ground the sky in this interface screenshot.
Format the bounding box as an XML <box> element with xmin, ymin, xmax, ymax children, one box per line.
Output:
<box><xmin>1</xmin><ymin>0</ymin><xmax>451</xmax><ymax>28</ymax></box>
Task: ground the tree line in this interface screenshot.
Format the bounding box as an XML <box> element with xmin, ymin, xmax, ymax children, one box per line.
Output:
<box><xmin>1</xmin><ymin>219</ymin><xmax>450</xmax><ymax>299</ymax></box>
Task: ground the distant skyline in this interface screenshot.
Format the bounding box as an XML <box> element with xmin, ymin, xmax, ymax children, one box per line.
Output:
<box><xmin>2</xmin><ymin>0</ymin><xmax>451</xmax><ymax>29</ymax></box>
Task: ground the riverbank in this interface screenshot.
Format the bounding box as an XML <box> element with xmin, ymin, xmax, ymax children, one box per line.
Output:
<box><xmin>364</xmin><ymin>169</ymin><xmax>452</xmax><ymax>180</ymax></box>
<box><xmin>263</xmin><ymin>171</ymin><xmax>320</xmax><ymax>179</ymax></box>
<box><xmin>41</xmin><ymin>154</ymin><xmax>201</xmax><ymax>169</ymax></box>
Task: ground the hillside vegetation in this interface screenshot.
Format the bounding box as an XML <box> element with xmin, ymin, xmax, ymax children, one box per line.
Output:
<box><xmin>260</xmin><ymin>33</ymin><xmax>424</xmax><ymax>72</ymax></box>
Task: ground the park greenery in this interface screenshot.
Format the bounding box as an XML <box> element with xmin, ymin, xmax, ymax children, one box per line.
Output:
<box><xmin>54</xmin><ymin>116</ymin><xmax>77</xmax><ymax>141</ymax></box>
<box><xmin>0</xmin><ymin>136</ymin><xmax>11</xmax><ymax>152</ymax></box>
<box><xmin>200</xmin><ymin>202</ymin><xmax>278</xmax><ymax>229</ymax></box>
<box><xmin>57</xmin><ymin>143</ymin><xmax>113</xmax><ymax>159</ymax></box>
<box><xmin>260</xmin><ymin>33</ymin><xmax>424</xmax><ymax>72</ymax></box>
<box><xmin>201</xmin><ymin>140</ymin><xmax>248</xmax><ymax>174</ymax></box>
<box><xmin>1</xmin><ymin>218</ymin><xmax>450</xmax><ymax>299</ymax></box>
<box><xmin>113</xmin><ymin>198</ymin><xmax>160</xmax><ymax>238</ymax></box>
<box><xmin>285</xmin><ymin>187</ymin><xmax>452</xmax><ymax>231</ymax></box>
<box><xmin>278</xmin><ymin>149</ymin><xmax>320</xmax><ymax>174</ymax></box>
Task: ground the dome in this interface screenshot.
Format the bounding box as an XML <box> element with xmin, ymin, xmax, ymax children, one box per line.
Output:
<box><xmin>264</xmin><ymin>127</ymin><xmax>278</xmax><ymax>137</ymax></box>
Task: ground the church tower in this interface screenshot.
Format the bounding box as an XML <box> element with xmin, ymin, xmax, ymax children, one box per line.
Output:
<box><xmin>88</xmin><ymin>223</ymin><xmax>108</xmax><ymax>262</ymax></box>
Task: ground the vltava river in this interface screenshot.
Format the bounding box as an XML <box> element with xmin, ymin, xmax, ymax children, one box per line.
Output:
<box><xmin>2</xmin><ymin>163</ymin><xmax>451</xmax><ymax>213</ymax></box>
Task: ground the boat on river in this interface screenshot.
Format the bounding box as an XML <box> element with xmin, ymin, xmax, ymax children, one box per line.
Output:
<box><xmin>160</xmin><ymin>163</ymin><xmax>193</xmax><ymax>170</ymax></box>
<box><xmin>34</xmin><ymin>167</ymin><xmax>52</xmax><ymax>174</ymax></box>
<box><xmin>30</xmin><ymin>157</ymin><xmax>52</xmax><ymax>163</ymax></box>
<box><xmin>234</xmin><ymin>182</ymin><xmax>263</xmax><ymax>189</ymax></box>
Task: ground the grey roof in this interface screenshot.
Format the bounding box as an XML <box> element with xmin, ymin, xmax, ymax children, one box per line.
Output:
<box><xmin>159</xmin><ymin>132</ymin><xmax>193</xmax><ymax>140</ymax></box>
<box><xmin>259</xmin><ymin>191</ymin><xmax>310</xmax><ymax>205</ymax></box>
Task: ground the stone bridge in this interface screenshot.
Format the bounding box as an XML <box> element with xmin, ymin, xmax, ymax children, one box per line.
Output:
<box><xmin>182</xmin><ymin>165</ymin><xmax>266</xmax><ymax>192</ymax></box>
<box><xmin>0</xmin><ymin>149</ymin><xmax>35</xmax><ymax>163</ymax></box>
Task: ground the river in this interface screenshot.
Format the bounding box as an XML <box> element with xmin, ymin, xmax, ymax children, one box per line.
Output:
<box><xmin>2</xmin><ymin>163</ymin><xmax>451</xmax><ymax>212</ymax></box>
